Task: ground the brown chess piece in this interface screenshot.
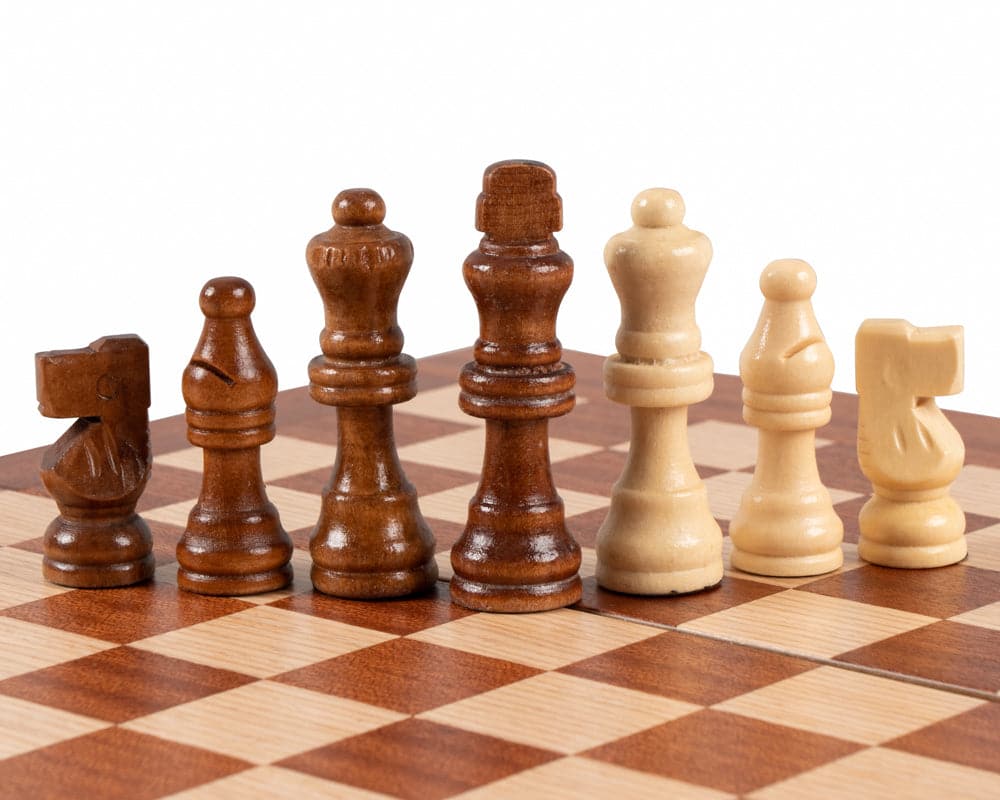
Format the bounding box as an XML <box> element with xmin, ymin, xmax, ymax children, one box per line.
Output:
<box><xmin>35</xmin><ymin>335</ymin><xmax>155</xmax><ymax>588</ymax></box>
<box><xmin>450</xmin><ymin>160</ymin><xmax>581</xmax><ymax>613</ymax></box>
<box><xmin>306</xmin><ymin>188</ymin><xmax>438</xmax><ymax>598</ymax></box>
<box><xmin>176</xmin><ymin>277</ymin><xmax>293</xmax><ymax>595</ymax></box>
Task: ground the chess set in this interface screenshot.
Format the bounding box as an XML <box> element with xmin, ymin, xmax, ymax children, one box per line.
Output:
<box><xmin>0</xmin><ymin>160</ymin><xmax>997</xmax><ymax>798</ymax></box>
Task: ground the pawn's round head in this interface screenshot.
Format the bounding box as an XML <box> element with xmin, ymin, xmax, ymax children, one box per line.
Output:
<box><xmin>760</xmin><ymin>259</ymin><xmax>817</xmax><ymax>301</ymax></box>
<box><xmin>332</xmin><ymin>188</ymin><xmax>386</xmax><ymax>226</ymax></box>
<box><xmin>631</xmin><ymin>188</ymin><xmax>685</xmax><ymax>228</ymax></box>
<box><xmin>200</xmin><ymin>276</ymin><xmax>256</xmax><ymax>318</ymax></box>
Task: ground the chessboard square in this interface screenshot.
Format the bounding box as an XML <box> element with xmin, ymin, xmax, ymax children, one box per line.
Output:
<box><xmin>0</xmin><ymin>727</ymin><xmax>250</xmax><ymax>800</ymax></box>
<box><xmin>580</xmin><ymin>568</ymin><xmax>784</xmax><ymax>627</ymax></box>
<box><xmin>0</xmin><ymin>645</ymin><xmax>256</xmax><ymax>723</ymax></box>
<box><xmin>1</xmin><ymin>579</ymin><xmax>252</xmax><ymax>644</ymax></box>
<box><xmin>749</xmin><ymin>746</ymin><xmax>1000</xmax><ymax>800</ymax></box>
<box><xmin>0</xmin><ymin>617</ymin><xmax>115</xmax><ymax>680</ymax></box>
<box><xmin>952</xmin><ymin>464</ymin><xmax>1000</xmax><ymax>518</ymax></box>
<box><xmin>397</xmin><ymin>428</ymin><xmax>602</xmax><ymax>476</ymax></box>
<box><xmin>271</xmin><ymin>581</ymin><xmax>471</xmax><ymax>635</ymax></box>
<box><xmin>408</xmin><ymin>608</ymin><xmax>660</xmax><ymax>670</ymax></box>
<box><xmin>561</xmin><ymin>631</ymin><xmax>816</xmax><ymax>706</ymax></box>
<box><xmin>124</xmin><ymin>681</ymin><xmax>405</xmax><ymax>764</ymax></box>
<box><xmin>966</xmin><ymin>524</ymin><xmax>1000</xmax><ymax>571</ymax></box>
<box><xmin>714</xmin><ymin>665</ymin><xmax>984</xmax><ymax>745</ymax></box>
<box><xmin>836</xmin><ymin>620</ymin><xmax>1000</xmax><ymax>694</ymax></box>
<box><xmin>702</xmin><ymin>471</ymin><xmax>753</xmax><ymax>521</ymax></box>
<box><xmin>0</xmin><ymin>694</ymin><xmax>110</xmax><ymax>759</ymax></box>
<box><xmin>686</xmin><ymin>420</ymin><xmax>761</xmax><ymax>470</ymax></box>
<box><xmin>395</xmin><ymin>383</ymin><xmax>476</xmax><ymax>426</ymax></box>
<box><xmin>130</xmin><ymin>605</ymin><xmax>397</xmax><ymax>678</ymax></box>
<box><xmin>579</xmin><ymin>546</ymin><xmax>597</xmax><ymax>579</ymax></box>
<box><xmin>257</xmin><ymin>485</ymin><xmax>321</xmax><ymax>533</ymax></box>
<box><xmin>419</xmin><ymin>482</ymin><xmax>477</xmax><ymax>525</ymax></box>
<box><xmin>164</xmin><ymin>766</ymin><xmax>396</xmax><ymax>799</ymax></box>
<box><xmin>584</xmin><ymin>709</ymin><xmax>862</xmax><ymax>796</ymax></box>
<box><xmin>0</xmin><ymin>546</ymin><xmax>71</xmax><ymax>609</ymax></box>
<box><xmin>560</xmin><ymin>487</ymin><xmax>611</xmax><ymax>518</ymax></box>
<box><xmin>274</xmin><ymin>637</ymin><xmax>540</xmax><ymax>714</ymax></box>
<box><xmin>886</xmin><ymin>702</ymin><xmax>1000</xmax><ymax>776</ymax></box>
<box><xmin>679</xmin><ymin>590</ymin><xmax>936</xmax><ymax>658</ymax></box>
<box><xmin>951</xmin><ymin>600</ymin><xmax>1000</xmax><ymax>632</ymax></box>
<box><xmin>278</xmin><ymin>718</ymin><xmax>558</xmax><ymax>800</ymax></box>
<box><xmin>0</xmin><ymin>489</ymin><xmax>56</xmax><ymax>545</ymax></box>
<box><xmin>456</xmin><ymin>756</ymin><xmax>735</xmax><ymax>800</ymax></box>
<box><xmin>420</xmin><ymin>671</ymin><xmax>699</xmax><ymax>754</ymax></box>
<box><xmin>799</xmin><ymin>563</ymin><xmax>1000</xmax><ymax>618</ymax></box>
<box><xmin>144</xmin><ymin>497</ymin><xmax>196</xmax><ymax>528</ymax></box>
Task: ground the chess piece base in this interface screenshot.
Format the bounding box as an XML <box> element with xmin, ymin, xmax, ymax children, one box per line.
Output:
<box><xmin>858</xmin><ymin>494</ymin><xmax>966</xmax><ymax>568</ymax></box>
<box><xmin>450</xmin><ymin>574</ymin><xmax>582</xmax><ymax>613</ymax></box>
<box><xmin>596</xmin><ymin>563</ymin><xmax>723</xmax><ymax>596</ymax></box>
<box><xmin>311</xmin><ymin>562</ymin><xmax>438</xmax><ymax>600</ymax></box>
<box><xmin>43</xmin><ymin>514</ymin><xmax>154</xmax><ymax>588</ymax></box>
<box><xmin>596</xmin><ymin>484</ymin><xmax>724</xmax><ymax>595</ymax></box>
<box><xmin>177</xmin><ymin>565</ymin><xmax>293</xmax><ymax>596</ymax></box>
<box><xmin>730</xmin><ymin>546</ymin><xmax>843</xmax><ymax>577</ymax></box>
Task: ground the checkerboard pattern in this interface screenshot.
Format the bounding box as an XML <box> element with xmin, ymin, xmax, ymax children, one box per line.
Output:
<box><xmin>0</xmin><ymin>349</ymin><xmax>997</xmax><ymax>799</ymax></box>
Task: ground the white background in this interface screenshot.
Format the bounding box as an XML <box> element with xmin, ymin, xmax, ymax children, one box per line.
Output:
<box><xmin>2</xmin><ymin>1</ymin><xmax>998</xmax><ymax>455</ymax></box>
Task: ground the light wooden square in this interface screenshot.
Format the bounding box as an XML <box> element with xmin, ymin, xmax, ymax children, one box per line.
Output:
<box><xmin>0</xmin><ymin>490</ymin><xmax>56</xmax><ymax>546</ymax></box>
<box><xmin>702</xmin><ymin>471</ymin><xmax>754</xmax><ymax>521</ymax></box>
<box><xmin>163</xmin><ymin>766</ymin><xmax>395</xmax><ymax>799</ymax></box>
<box><xmin>157</xmin><ymin>435</ymin><xmax>338</xmax><ymax>483</ymax></box>
<box><xmin>0</xmin><ymin>546</ymin><xmax>72</xmax><ymax>609</ymax></box>
<box><xmin>0</xmin><ymin>695</ymin><xmax>110</xmax><ymax>759</ymax></box>
<box><xmin>749</xmin><ymin>746</ymin><xmax>1000</xmax><ymax>800</ymax></box>
<box><xmin>124</xmin><ymin>681</ymin><xmax>404</xmax><ymax>764</ymax></box>
<box><xmin>408</xmin><ymin>608</ymin><xmax>660</xmax><ymax>670</ymax></box>
<box><xmin>395</xmin><ymin>384</ymin><xmax>477</xmax><ymax>426</ymax></box>
<box><xmin>679</xmin><ymin>590</ymin><xmax>936</xmax><ymax>658</ymax></box>
<box><xmin>130</xmin><ymin>605</ymin><xmax>396</xmax><ymax>678</ymax></box>
<box><xmin>965</xmin><ymin>525</ymin><xmax>1000</xmax><ymax>572</ymax></box>
<box><xmin>950</xmin><ymin>601</ymin><xmax>1000</xmax><ymax>632</ymax></box>
<box><xmin>714</xmin><ymin>665</ymin><xmax>984</xmax><ymax>745</ymax></box>
<box><xmin>952</xmin><ymin>464</ymin><xmax>1000</xmax><ymax>518</ymax></box>
<box><xmin>420</xmin><ymin>671</ymin><xmax>698</xmax><ymax>754</ymax></box>
<box><xmin>454</xmin><ymin>756</ymin><xmax>734</xmax><ymax>800</ymax></box>
<box><xmin>397</xmin><ymin>428</ymin><xmax>602</xmax><ymax>476</ymax></box>
<box><xmin>0</xmin><ymin>617</ymin><xmax>116</xmax><ymax>680</ymax></box>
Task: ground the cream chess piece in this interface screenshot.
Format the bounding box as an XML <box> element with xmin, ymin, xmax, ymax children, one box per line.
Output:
<box><xmin>729</xmin><ymin>260</ymin><xmax>844</xmax><ymax>577</ymax></box>
<box><xmin>596</xmin><ymin>188</ymin><xmax>723</xmax><ymax>595</ymax></box>
<box><xmin>856</xmin><ymin>319</ymin><xmax>966</xmax><ymax>568</ymax></box>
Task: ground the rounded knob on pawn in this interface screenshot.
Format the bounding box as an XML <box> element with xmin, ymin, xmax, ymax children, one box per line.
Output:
<box><xmin>200</xmin><ymin>277</ymin><xmax>255</xmax><ymax>319</ymax></box>
<box><xmin>760</xmin><ymin>259</ymin><xmax>817</xmax><ymax>302</ymax></box>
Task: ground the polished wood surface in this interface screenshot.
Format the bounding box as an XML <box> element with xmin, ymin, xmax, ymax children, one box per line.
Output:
<box><xmin>34</xmin><ymin>335</ymin><xmax>154</xmax><ymax>588</ymax></box>
<box><xmin>306</xmin><ymin>188</ymin><xmax>437</xmax><ymax>598</ymax></box>
<box><xmin>176</xmin><ymin>277</ymin><xmax>293</xmax><ymax>595</ymax></box>
<box><xmin>451</xmin><ymin>161</ymin><xmax>581</xmax><ymax>612</ymax></box>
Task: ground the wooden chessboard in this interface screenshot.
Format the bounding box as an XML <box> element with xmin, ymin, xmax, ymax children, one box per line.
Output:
<box><xmin>1</xmin><ymin>349</ymin><xmax>998</xmax><ymax>799</ymax></box>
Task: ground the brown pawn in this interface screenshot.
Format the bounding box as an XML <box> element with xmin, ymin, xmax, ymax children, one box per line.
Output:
<box><xmin>35</xmin><ymin>335</ymin><xmax>155</xmax><ymax>588</ymax></box>
<box><xmin>306</xmin><ymin>188</ymin><xmax>437</xmax><ymax>598</ymax></box>
<box><xmin>451</xmin><ymin>160</ymin><xmax>581</xmax><ymax>613</ymax></box>
<box><xmin>176</xmin><ymin>277</ymin><xmax>293</xmax><ymax>595</ymax></box>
